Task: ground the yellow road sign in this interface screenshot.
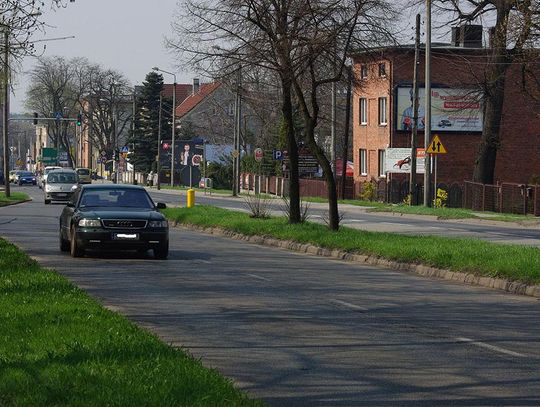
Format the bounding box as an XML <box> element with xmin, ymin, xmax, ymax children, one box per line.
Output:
<box><xmin>426</xmin><ymin>135</ymin><xmax>447</xmax><ymax>154</ymax></box>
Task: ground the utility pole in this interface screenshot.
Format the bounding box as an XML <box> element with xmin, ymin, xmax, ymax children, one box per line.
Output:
<box><xmin>171</xmin><ymin>81</ymin><xmax>176</xmax><ymax>187</ymax></box>
<box><xmin>340</xmin><ymin>65</ymin><xmax>352</xmax><ymax>200</ymax></box>
<box><xmin>232</xmin><ymin>67</ymin><xmax>242</xmax><ymax>197</ymax></box>
<box><xmin>157</xmin><ymin>94</ymin><xmax>162</xmax><ymax>190</ymax></box>
<box><xmin>2</xmin><ymin>28</ymin><xmax>10</xmax><ymax>197</ymax></box>
<box><xmin>424</xmin><ymin>0</ymin><xmax>432</xmax><ymax>207</ymax></box>
<box><xmin>410</xmin><ymin>13</ymin><xmax>421</xmax><ymax>205</ymax></box>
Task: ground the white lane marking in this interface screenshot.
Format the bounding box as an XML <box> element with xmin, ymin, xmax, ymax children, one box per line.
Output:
<box><xmin>246</xmin><ymin>273</ymin><xmax>272</xmax><ymax>282</ymax></box>
<box><xmin>343</xmin><ymin>219</ymin><xmax>365</xmax><ymax>223</ymax></box>
<box><xmin>455</xmin><ymin>337</ymin><xmax>526</xmax><ymax>358</ymax></box>
<box><xmin>330</xmin><ymin>299</ymin><xmax>369</xmax><ymax>311</ymax></box>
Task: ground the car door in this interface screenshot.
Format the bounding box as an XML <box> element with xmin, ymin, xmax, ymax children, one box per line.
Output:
<box><xmin>60</xmin><ymin>188</ymin><xmax>81</xmax><ymax>237</ymax></box>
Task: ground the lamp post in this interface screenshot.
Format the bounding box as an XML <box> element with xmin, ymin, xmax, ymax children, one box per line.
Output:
<box><xmin>2</xmin><ymin>27</ymin><xmax>10</xmax><ymax>196</ymax></box>
<box><xmin>152</xmin><ymin>67</ymin><xmax>176</xmax><ymax>187</ymax></box>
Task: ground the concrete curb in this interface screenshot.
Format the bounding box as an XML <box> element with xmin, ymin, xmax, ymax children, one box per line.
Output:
<box><xmin>0</xmin><ymin>198</ymin><xmax>33</xmax><ymax>208</ymax></box>
<box><xmin>176</xmin><ymin>222</ymin><xmax>540</xmax><ymax>299</ymax></box>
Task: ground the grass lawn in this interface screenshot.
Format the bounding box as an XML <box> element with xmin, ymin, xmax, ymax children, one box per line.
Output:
<box><xmin>303</xmin><ymin>197</ymin><xmax>534</xmax><ymax>222</ymax></box>
<box><xmin>163</xmin><ymin>205</ymin><xmax>540</xmax><ymax>285</ymax></box>
<box><xmin>0</xmin><ymin>191</ymin><xmax>30</xmax><ymax>207</ymax></box>
<box><xmin>0</xmin><ymin>239</ymin><xmax>262</xmax><ymax>406</ymax></box>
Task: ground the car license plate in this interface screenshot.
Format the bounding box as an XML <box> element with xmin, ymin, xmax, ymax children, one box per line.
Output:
<box><xmin>113</xmin><ymin>233</ymin><xmax>139</xmax><ymax>240</ymax></box>
<box><xmin>57</xmin><ymin>193</ymin><xmax>67</xmax><ymax>197</ymax></box>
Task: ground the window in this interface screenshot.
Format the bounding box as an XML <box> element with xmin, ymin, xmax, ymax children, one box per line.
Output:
<box><xmin>378</xmin><ymin>149</ymin><xmax>386</xmax><ymax>177</ymax></box>
<box><xmin>378</xmin><ymin>97</ymin><xmax>387</xmax><ymax>125</ymax></box>
<box><xmin>359</xmin><ymin>149</ymin><xmax>367</xmax><ymax>175</ymax></box>
<box><xmin>360</xmin><ymin>64</ymin><xmax>368</xmax><ymax>79</ymax></box>
<box><xmin>378</xmin><ymin>63</ymin><xmax>386</xmax><ymax>77</ymax></box>
<box><xmin>359</xmin><ymin>98</ymin><xmax>367</xmax><ymax>125</ymax></box>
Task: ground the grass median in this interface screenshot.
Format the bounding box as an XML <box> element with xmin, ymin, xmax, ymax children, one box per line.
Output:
<box><xmin>163</xmin><ymin>205</ymin><xmax>540</xmax><ymax>285</ymax></box>
<box><xmin>0</xmin><ymin>238</ymin><xmax>262</xmax><ymax>406</ymax></box>
<box><xmin>0</xmin><ymin>191</ymin><xmax>30</xmax><ymax>207</ymax></box>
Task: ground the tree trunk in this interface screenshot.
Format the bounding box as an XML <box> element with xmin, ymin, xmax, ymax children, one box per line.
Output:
<box><xmin>281</xmin><ymin>80</ymin><xmax>301</xmax><ymax>223</ymax></box>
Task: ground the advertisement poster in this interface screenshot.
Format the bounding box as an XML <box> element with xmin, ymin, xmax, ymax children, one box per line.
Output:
<box><xmin>397</xmin><ymin>87</ymin><xmax>483</xmax><ymax>132</ymax></box>
<box><xmin>385</xmin><ymin>148</ymin><xmax>425</xmax><ymax>174</ymax></box>
<box><xmin>160</xmin><ymin>140</ymin><xmax>204</xmax><ymax>186</ymax></box>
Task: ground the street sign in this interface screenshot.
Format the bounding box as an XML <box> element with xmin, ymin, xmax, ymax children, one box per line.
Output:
<box><xmin>272</xmin><ymin>149</ymin><xmax>284</xmax><ymax>160</ymax></box>
<box><xmin>426</xmin><ymin>135</ymin><xmax>447</xmax><ymax>154</ymax></box>
<box><xmin>254</xmin><ymin>148</ymin><xmax>263</xmax><ymax>162</ymax></box>
<box><xmin>120</xmin><ymin>146</ymin><xmax>129</xmax><ymax>153</ymax></box>
<box><xmin>42</xmin><ymin>147</ymin><xmax>58</xmax><ymax>165</ymax></box>
<box><xmin>231</xmin><ymin>149</ymin><xmax>240</xmax><ymax>158</ymax></box>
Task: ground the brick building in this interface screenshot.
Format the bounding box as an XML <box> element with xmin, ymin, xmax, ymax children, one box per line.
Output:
<box><xmin>351</xmin><ymin>38</ymin><xmax>540</xmax><ymax>191</ymax></box>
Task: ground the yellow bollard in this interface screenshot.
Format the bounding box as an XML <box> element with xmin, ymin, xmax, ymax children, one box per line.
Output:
<box><xmin>186</xmin><ymin>188</ymin><xmax>195</xmax><ymax>208</ymax></box>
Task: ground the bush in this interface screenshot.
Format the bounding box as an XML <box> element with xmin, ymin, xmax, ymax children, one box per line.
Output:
<box><xmin>359</xmin><ymin>181</ymin><xmax>377</xmax><ymax>201</ymax></box>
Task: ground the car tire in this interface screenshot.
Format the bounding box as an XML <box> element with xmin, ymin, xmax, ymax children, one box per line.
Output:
<box><xmin>70</xmin><ymin>225</ymin><xmax>84</xmax><ymax>258</ymax></box>
<box><xmin>153</xmin><ymin>241</ymin><xmax>169</xmax><ymax>260</ymax></box>
<box><xmin>59</xmin><ymin>227</ymin><xmax>69</xmax><ymax>252</ymax></box>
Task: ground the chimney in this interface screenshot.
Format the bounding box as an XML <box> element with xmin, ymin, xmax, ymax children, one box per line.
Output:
<box><xmin>192</xmin><ymin>78</ymin><xmax>200</xmax><ymax>95</ymax></box>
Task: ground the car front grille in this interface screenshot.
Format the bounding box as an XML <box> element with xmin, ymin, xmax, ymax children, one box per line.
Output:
<box><xmin>102</xmin><ymin>219</ymin><xmax>147</xmax><ymax>229</ymax></box>
<box><xmin>50</xmin><ymin>192</ymin><xmax>72</xmax><ymax>200</ymax></box>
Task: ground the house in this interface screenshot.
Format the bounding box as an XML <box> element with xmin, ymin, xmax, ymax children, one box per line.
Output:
<box><xmin>352</xmin><ymin>26</ymin><xmax>540</xmax><ymax>196</ymax></box>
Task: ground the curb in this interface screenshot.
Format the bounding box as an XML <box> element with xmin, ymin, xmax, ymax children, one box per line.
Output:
<box><xmin>175</xmin><ymin>222</ymin><xmax>540</xmax><ymax>299</ymax></box>
<box><xmin>0</xmin><ymin>198</ymin><xmax>33</xmax><ymax>208</ymax></box>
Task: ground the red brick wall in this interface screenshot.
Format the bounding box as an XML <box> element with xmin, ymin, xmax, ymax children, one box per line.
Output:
<box><xmin>353</xmin><ymin>48</ymin><xmax>540</xmax><ymax>185</ymax></box>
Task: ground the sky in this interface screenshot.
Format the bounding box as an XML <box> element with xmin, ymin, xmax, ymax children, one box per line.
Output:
<box><xmin>12</xmin><ymin>0</ymin><xmax>193</xmax><ymax>113</ymax></box>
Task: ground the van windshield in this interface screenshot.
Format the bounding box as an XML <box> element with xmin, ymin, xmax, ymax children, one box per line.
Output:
<box><xmin>47</xmin><ymin>173</ymin><xmax>77</xmax><ymax>184</ymax></box>
<box><xmin>76</xmin><ymin>169</ymin><xmax>90</xmax><ymax>175</ymax></box>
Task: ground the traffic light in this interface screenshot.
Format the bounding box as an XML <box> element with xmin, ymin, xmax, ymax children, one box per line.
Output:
<box><xmin>33</xmin><ymin>112</ymin><xmax>38</xmax><ymax>125</ymax></box>
<box><xmin>76</xmin><ymin>113</ymin><xmax>82</xmax><ymax>126</ymax></box>
<box><xmin>114</xmin><ymin>148</ymin><xmax>120</xmax><ymax>161</ymax></box>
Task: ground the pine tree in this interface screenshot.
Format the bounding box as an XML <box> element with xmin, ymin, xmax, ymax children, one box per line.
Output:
<box><xmin>128</xmin><ymin>72</ymin><xmax>171</xmax><ymax>174</ymax></box>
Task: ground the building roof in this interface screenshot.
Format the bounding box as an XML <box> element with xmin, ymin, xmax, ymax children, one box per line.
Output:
<box><xmin>175</xmin><ymin>82</ymin><xmax>222</xmax><ymax>119</ymax></box>
<box><xmin>161</xmin><ymin>84</ymin><xmax>193</xmax><ymax>108</ymax></box>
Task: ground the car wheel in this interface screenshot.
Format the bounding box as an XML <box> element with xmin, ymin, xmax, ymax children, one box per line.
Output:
<box><xmin>153</xmin><ymin>241</ymin><xmax>169</xmax><ymax>260</ymax></box>
<box><xmin>70</xmin><ymin>225</ymin><xmax>84</xmax><ymax>258</ymax></box>
<box><xmin>59</xmin><ymin>227</ymin><xmax>69</xmax><ymax>252</ymax></box>
<box><xmin>44</xmin><ymin>198</ymin><xmax>51</xmax><ymax>205</ymax></box>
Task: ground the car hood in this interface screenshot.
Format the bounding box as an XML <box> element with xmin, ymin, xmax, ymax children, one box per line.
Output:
<box><xmin>47</xmin><ymin>183</ymin><xmax>77</xmax><ymax>192</ymax></box>
<box><xmin>78</xmin><ymin>207</ymin><xmax>165</xmax><ymax>221</ymax></box>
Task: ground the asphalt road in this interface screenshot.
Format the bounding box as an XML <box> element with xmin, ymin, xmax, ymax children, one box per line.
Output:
<box><xmin>1</xmin><ymin>184</ymin><xmax>540</xmax><ymax>406</ymax></box>
<box><xmin>147</xmin><ymin>188</ymin><xmax>540</xmax><ymax>247</ymax></box>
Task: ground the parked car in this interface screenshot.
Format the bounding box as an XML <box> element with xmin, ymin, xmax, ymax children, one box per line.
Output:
<box><xmin>59</xmin><ymin>184</ymin><xmax>169</xmax><ymax>259</ymax></box>
<box><xmin>9</xmin><ymin>170</ymin><xmax>22</xmax><ymax>183</ymax></box>
<box><xmin>43</xmin><ymin>169</ymin><xmax>79</xmax><ymax>204</ymax></box>
<box><xmin>39</xmin><ymin>166</ymin><xmax>62</xmax><ymax>189</ymax></box>
<box><xmin>75</xmin><ymin>167</ymin><xmax>92</xmax><ymax>184</ymax></box>
<box><xmin>15</xmin><ymin>171</ymin><xmax>37</xmax><ymax>185</ymax></box>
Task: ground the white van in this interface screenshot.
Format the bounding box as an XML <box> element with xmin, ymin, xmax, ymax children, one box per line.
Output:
<box><xmin>43</xmin><ymin>169</ymin><xmax>79</xmax><ymax>204</ymax></box>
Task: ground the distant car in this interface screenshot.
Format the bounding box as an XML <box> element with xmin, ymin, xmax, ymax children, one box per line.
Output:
<box><xmin>75</xmin><ymin>167</ymin><xmax>92</xmax><ymax>184</ymax></box>
<box><xmin>9</xmin><ymin>170</ymin><xmax>22</xmax><ymax>183</ymax></box>
<box><xmin>15</xmin><ymin>171</ymin><xmax>37</xmax><ymax>185</ymax></box>
<box><xmin>43</xmin><ymin>169</ymin><xmax>79</xmax><ymax>204</ymax></box>
<box><xmin>59</xmin><ymin>184</ymin><xmax>169</xmax><ymax>259</ymax></box>
<box><xmin>39</xmin><ymin>166</ymin><xmax>62</xmax><ymax>189</ymax></box>
<box><xmin>438</xmin><ymin>119</ymin><xmax>452</xmax><ymax>128</ymax></box>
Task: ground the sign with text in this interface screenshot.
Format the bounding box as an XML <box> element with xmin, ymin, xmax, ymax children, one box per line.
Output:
<box><xmin>385</xmin><ymin>148</ymin><xmax>425</xmax><ymax>174</ymax></box>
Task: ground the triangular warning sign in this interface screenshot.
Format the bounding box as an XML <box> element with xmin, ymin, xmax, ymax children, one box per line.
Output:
<box><xmin>426</xmin><ymin>135</ymin><xmax>447</xmax><ymax>154</ymax></box>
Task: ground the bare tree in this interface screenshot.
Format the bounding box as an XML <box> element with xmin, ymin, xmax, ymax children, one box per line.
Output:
<box><xmin>429</xmin><ymin>0</ymin><xmax>540</xmax><ymax>184</ymax></box>
<box><xmin>168</xmin><ymin>0</ymin><xmax>395</xmax><ymax>229</ymax></box>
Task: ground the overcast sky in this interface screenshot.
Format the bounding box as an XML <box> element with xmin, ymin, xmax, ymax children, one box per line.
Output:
<box><xmin>12</xmin><ymin>0</ymin><xmax>193</xmax><ymax>113</ymax></box>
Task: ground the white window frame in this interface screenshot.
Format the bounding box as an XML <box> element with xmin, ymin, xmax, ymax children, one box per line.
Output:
<box><xmin>359</xmin><ymin>149</ymin><xmax>368</xmax><ymax>176</ymax></box>
<box><xmin>359</xmin><ymin>98</ymin><xmax>367</xmax><ymax>125</ymax></box>
<box><xmin>378</xmin><ymin>97</ymin><xmax>387</xmax><ymax>125</ymax></box>
<box><xmin>360</xmin><ymin>64</ymin><xmax>368</xmax><ymax>79</ymax></box>
<box><xmin>378</xmin><ymin>149</ymin><xmax>386</xmax><ymax>177</ymax></box>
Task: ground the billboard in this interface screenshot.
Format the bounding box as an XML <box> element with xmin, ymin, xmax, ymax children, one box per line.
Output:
<box><xmin>385</xmin><ymin>148</ymin><xmax>425</xmax><ymax>174</ymax></box>
<box><xmin>397</xmin><ymin>87</ymin><xmax>483</xmax><ymax>132</ymax></box>
<box><xmin>160</xmin><ymin>140</ymin><xmax>204</xmax><ymax>186</ymax></box>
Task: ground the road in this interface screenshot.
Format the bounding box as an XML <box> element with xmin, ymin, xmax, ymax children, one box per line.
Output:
<box><xmin>1</xmin><ymin>184</ymin><xmax>539</xmax><ymax>406</ymax></box>
<box><xmin>146</xmin><ymin>188</ymin><xmax>540</xmax><ymax>247</ymax></box>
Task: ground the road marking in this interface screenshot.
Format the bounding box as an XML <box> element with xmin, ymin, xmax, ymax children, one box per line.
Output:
<box><xmin>455</xmin><ymin>337</ymin><xmax>526</xmax><ymax>357</ymax></box>
<box><xmin>246</xmin><ymin>273</ymin><xmax>271</xmax><ymax>282</ymax></box>
<box><xmin>330</xmin><ymin>299</ymin><xmax>368</xmax><ymax>311</ymax></box>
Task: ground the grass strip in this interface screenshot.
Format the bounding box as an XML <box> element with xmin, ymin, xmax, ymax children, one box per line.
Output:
<box><xmin>0</xmin><ymin>238</ymin><xmax>262</xmax><ymax>406</ymax></box>
<box><xmin>303</xmin><ymin>197</ymin><xmax>533</xmax><ymax>222</ymax></box>
<box><xmin>0</xmin><ymin>191</ymin><xmax>30</xmax><ymax>207</ymax></box>
<box><xmin>163</xmin><ymin>205</ymin><xmax>540</xmax><ymax>285</ymax></box>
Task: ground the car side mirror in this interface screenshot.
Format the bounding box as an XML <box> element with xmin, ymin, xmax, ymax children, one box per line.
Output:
<box><xmin>156</xmin><ymin>202</ymin><xmax>166</xmax><ymax>209</ymax></box>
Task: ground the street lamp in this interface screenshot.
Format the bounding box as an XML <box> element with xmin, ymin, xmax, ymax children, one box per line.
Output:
<box><xmin>152</xmin><ymin>67</ymin><xmax>176</xmax><ymax>187</ymax></box>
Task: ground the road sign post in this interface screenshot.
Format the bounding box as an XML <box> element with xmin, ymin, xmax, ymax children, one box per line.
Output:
<box><xmin>426</xmin><ymin>135</ymin><xmax>447</xmax><ymax>204</ymax></box>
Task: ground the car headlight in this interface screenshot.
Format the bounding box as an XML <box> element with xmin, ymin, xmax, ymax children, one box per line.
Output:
<box><xmin>78</xmin><ymin>219</ymin><xmax>101</xmax><ymax>227</ymax></box>
<box><xmin>148</xmin><ymin>220</ymin><xmax>168</xmax><ymax>228</ymax></box>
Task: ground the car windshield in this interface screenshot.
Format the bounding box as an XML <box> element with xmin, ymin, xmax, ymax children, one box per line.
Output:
<box><xmin>19</xmin><ymin>171</ymin><xmax>33</xmax><ymax>176</ymax></box>
<box><xmin>79</xmin><ymin>189</ymin><xmax>154</xmax><ymax>209</ymax></box>
<box><xmin>76</xmin><ymin>169</ymin><xmax>90</xmax><ymax>175</ymax></box>
<box><xmin>47</xmin><ymin>173</ymin><xmax>77</xmax><ymax>184</ymax></box>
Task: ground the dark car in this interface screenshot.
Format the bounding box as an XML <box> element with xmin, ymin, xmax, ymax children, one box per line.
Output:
<box><xmin>16</xmin><ymin>171</ymin><xmax>37</xmax><ymax>185</ymax></box>
<box><xmin>59</xmin><ymin>184</ymin><xmax>169</xmax><ymax>259</ymax></box>
<box><xmin>438</xmin><ymin>119</ymin><xmax>452</xmax><ymax>128</ymax></box>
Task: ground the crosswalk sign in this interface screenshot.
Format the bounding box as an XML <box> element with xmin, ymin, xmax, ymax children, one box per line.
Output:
<box><xmin>426</xmin><ymin>135</ymin><xmax>447</xmax><ymax>154</ymax></box>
